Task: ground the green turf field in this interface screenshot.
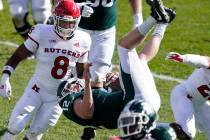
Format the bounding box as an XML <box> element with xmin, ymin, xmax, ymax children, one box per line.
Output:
<box><xmin>0</xmin><ymin>0</ymin><xmax>210</xmax><ymax>139</ymax></box>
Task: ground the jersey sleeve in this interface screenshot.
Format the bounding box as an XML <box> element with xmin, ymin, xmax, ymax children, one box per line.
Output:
<box><xmin>24</xmin><ymin>25</ymin><xmax>40</xmax><ymax>53</ymax></box>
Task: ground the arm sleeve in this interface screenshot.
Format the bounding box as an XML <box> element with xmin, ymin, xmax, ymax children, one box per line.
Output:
<box><xmin>24</xmin><ymin>25</ymin><xmax>40</xmax><ymax>53</ymax></box>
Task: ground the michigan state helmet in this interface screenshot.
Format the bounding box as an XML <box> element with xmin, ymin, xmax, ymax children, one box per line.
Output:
<box><xmin>118</xmin><ymin>99</ymin><xmax>157</xmax><ymax>139</ymax></box>
<box><xmin>57</xmin><ymin>77</ymin><xmax>85</xmax><ymax>103</ymax></box>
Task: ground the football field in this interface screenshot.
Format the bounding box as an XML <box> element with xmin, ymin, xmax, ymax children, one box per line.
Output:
<box><xmin>0</xmin><ymin>0</ymin><xmax>210</xmax><ymax>139</ymax></box>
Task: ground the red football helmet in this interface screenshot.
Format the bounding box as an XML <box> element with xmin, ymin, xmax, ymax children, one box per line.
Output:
<box><xmin>53</xmin><ymin>0</ymin><xmax>81</xmax><ymax>39</ymax></box>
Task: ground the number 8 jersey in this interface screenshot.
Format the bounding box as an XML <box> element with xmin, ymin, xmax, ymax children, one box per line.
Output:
<box><xmin>24</xmin><ymin>24</ymin><xmax>91</xmax><ymax>93</ymax></box>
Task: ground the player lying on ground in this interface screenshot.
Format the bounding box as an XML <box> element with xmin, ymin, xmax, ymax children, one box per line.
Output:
<box><xmin>166</xmin><ymin>52</ymin><xmax>210</xmax><ymax>140</ymax></box>
<box><xmin>56</xmin><ymin>0</ymin><xmax>176</xmax><ymax>135</ymax></box>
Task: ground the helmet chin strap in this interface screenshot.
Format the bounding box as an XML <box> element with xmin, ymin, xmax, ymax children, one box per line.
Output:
<box><xmin>54</xmin><ymin>26</ymin><xmax>74</xmax><ymax>40</ymax></box>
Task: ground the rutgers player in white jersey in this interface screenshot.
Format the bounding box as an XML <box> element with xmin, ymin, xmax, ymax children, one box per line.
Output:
<box><xmin>0</xmin><ymin>0</ymin><xmax>91</xmax><ymax>140</ymax></box>
<box><xmin>166</xmin><ymin>52</ymin><xmax>210</xmax><ymax>140</ymax></box>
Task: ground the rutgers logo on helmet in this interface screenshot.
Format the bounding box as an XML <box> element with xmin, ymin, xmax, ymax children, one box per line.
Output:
<box><xmin>53</xmin><ymin>0</ymin><xmax>81</xmax><ymax>39</ymax></box>
<box><xmin>118</xmin><ymin>99</ymin><xmax>157</xmax><ymax>139</ymax></box>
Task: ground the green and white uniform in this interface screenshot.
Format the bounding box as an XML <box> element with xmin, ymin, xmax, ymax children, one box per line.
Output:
<box><xmin>75</xmin><ymin>0</ymin><xmax>117</xmax><ymax>82</ymax></box>
<box><xmin>59</xmin><ymin>70</ymin><xmax>135</xmax><ymax>129</ymax></box>
<box><xmin>75</xmin><ymin>0</ymin><xmax>117</xmax><ymax>31</ymax></box>
<box><xmin>59</xmin><ymin>46</ymin><xmax>161</xmax><ymax>129</ymax></box>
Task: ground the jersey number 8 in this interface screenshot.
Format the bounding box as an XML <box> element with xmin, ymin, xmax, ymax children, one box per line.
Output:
<box><xmin>51</xmin><ymin>56</ymin><xmax>69</xmax><ymax>79</ymax></box>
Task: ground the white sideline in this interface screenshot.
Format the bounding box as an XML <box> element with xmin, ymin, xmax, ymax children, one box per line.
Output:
<box><xmin>0</xmin><ymin>40</ymin><xmax>185</xmax><ymax>83</ymax></box>
<box><xmin>0</xmin><ymin>40</ymin><xmax>18</xmax><ymax>48</ymax></box>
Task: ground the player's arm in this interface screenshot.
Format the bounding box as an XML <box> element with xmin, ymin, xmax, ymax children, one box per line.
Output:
<box><xmin>129</xmin><ymin>0</ymin><xmax>143</xmax><ymax>27</ymax></box>
<box><xmin>73</xmin><ymin>63</ymin><xmax>94</xmax><ymax>119</ymax></box>
<box><xmin>4</xmin><ymin>44</ymin><xmax>32</xmax><ymax>70</ymax></box>
<box><xmin>166</xmin><ymin>52</ymin><xmax>210</xmax><ymax>68</ymax></box>
<box><xmin>76</xmin><ymin>62</ymin><xmax>85</xmax><ymax>79</ymax></box>
<box><xmin>0</xmin><ymin>44</ymin><xmax>33</xmax><ymax>100</ymax></box>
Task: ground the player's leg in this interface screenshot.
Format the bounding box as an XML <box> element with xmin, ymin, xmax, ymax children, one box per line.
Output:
<box><xmin>25</xmin><ymin>99</ymin><xmax>62</xmax><ymax>139</ymax></box>
<box><xmin>117</xmin><ymin>11</ymin><xmax>160</xmax><ymax>111</ymax></box>
<box><xmin>2</xmin><ymin>79</ymin><xmax>42</xmax><ymax>140</ymax></box>
<box><xmin>194</xmin><ymin>101</ymin><xmax>210</xmax><ymax>139</ymax></box>
<box><xmin>118</xmin><ymin>46</ymin><xmax>160</xmax><ymax>112</ymax></box>
<box><xmin>31</xmin><ymin>0</ymin><xmax>52</xmax><ymax>24</ymax></box>
<box><xmin>87</xmin><ymin>27</ymin><xmax>116</xmax><ymax>88</ymax></box>
<box><xmin>0</xmin><ymin>0</ymin><xmax>3</xmax><ymax>10</ymax></box>
<box><xmin>170</xmin><ymin>83</ymin><xmax>195</xmax><ymax>139</ymax></box>
<box><xmin>7</xmin><ymin>0</ymin><xmax>31</xmax><ymax>39</ymax></box>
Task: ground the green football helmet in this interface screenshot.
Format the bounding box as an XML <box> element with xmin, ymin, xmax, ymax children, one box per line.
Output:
<box><xmin>57</xmin><ymin>77</ymin><xmax>85</xmax><ymax>103</ymax></box>
<box><xmin>118</xmin><ymin>99</ymin><xmax>157</xmax><ymax>139</ymax></box>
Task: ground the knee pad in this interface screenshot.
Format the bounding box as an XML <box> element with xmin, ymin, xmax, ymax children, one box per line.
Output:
<box><xmin>7</xmin><ymin>120</ymin><xmax>25</xmax><ymax>135</ymax></box>
<box><xmin>89</xmin><ymin>61</ymin><xmax>111</xmax><ymax>83</ymax></box>
<box><xmin>9</xmin><ymin>2</ymin><xmax>25</xmax><ymax>17</ymax></box>
<box><xmin>2</xmin><ymin>131</ymin><xmax>16</xmax><ymax>140</ymax></box>
<box><xmin>12</xmin><ymin>12</ymin><xmax>31</xmax><ymax>38</ymax></box>
<box><xmin>32</xmin><ymin>9</ymin><xmax>51</xmax><ymax>24</ymax></box>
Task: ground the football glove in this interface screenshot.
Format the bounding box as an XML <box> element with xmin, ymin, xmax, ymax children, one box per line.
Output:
<box><xmin>0</xmin><ymin>74</ymin><xmax>11</xmax><ymax>100</ymax></box>
<box><xmin>166</xmin><ymin>52</ymin><xmax>184</xmax><ymax>62</ymax></box>
<box><xmin>77</xmin><ymin>2</ymin><xmax>94</xmax><ymax>18</ymax></box>
<box><xmin>166</xmin><ymin>52</ymin><xmax>210</xmax><ymax>68</ymax></box>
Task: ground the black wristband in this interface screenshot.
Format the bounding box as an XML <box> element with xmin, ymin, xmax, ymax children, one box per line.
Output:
<box><xmin>2</xmin><ymin>70</ymin><xmax>11</xmax><ymax>76</ymax></box>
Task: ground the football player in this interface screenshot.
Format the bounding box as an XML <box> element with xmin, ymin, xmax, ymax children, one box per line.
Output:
<box><xmin>108</xmin><ymin>100</ymin><xmax>177</xmax><ymax>140</ymax></box>
<box><xmin>74</xmin><ymin>0</ymin><xmax>144</xmax><ymax>89</ymax></box>
<box><xmin>8</xmin><ymin>0</ymin><xmax>52</xmax><ymax>39</ymax></box>
<box><xmin>56</xmin><ymin>0</ymin><xmax>176</xmax><ymax>135</ymax></box>
<box><xmin>166</xmin><ymin>52</ymin><xmax>210</xmax><ymax>140</ymax></box>
<box><xmin>0</xmin><ymin>0</ymin><xmax>3</xmax><ymax>10</ymax></box>
<box><xmin>0</xmin><ymin>0</ymin><xmax>91</xmax><ymax>139</ymax></box>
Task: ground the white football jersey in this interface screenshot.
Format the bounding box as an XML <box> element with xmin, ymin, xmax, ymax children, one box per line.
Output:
<box><xmin>184</xmin><ymin>68</ymin><xmax>210</xmax><ymax>104</ymax></box>
<box><xmin>24</xmin><ymin>24</ymin><xmax>91</xmax><ymax>93</ymax></box>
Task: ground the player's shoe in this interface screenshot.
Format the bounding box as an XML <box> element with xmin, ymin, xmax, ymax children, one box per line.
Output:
<box><xmin>146</xmin><ymin>0</ymin><xmax>170</xmax><ymax>23</ymax></box>
<box><xmin>165</xmin><ymin>7</ymin><xmax>176</xmax><ymax>23</ymax></box>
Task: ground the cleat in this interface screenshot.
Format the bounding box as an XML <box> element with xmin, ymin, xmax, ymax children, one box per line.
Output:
<box><xmin>165</xmin><ymin>7</ymin><xmax>176</xmax><ymax>23</ymax></box>
<box><xmin>146</xmin><ymin>0</ymin><xmax>170</xmax><ymax>23</ymax></box>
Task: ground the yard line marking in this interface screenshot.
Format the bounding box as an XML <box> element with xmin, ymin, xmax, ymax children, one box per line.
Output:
<box><xmin>112</xmin><ymin>65</ymin><xmax>184</xmax><ymax>83</ymax></box>
<box><xmin>152</xmin><ymin>72</ymin><xmax>184</xmax><ymax>83</ymax></box>
<box><xmin>0</xmin><ymin>40</ymin><xmax>185</xmax><ymax>83</ymax></box>
<box><xmin>0</xmin><ymin>40</ymin><xmax>18</xmax><ymax>48</ymax></box>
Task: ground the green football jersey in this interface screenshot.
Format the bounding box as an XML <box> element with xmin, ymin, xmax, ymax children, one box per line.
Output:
<box><xmin>75</xmin><ymin>0</ymin><xmax>117</xmax><ymax>30</ymax></box>
<box><xmin>59</xmin><ymin>68</ymin><xmax>136</xmax><ymax>129</ymax></box>
<box><xmin>60</xmin><ymin>89</ymin><xmax>125</xmax><ymax>129</ymax></box>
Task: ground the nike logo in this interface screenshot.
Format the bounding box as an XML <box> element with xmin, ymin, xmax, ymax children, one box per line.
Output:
<box><xmin>155</xmin><ymin>9</ymin><xmax>162</xmax><ymax>20</ymax></box>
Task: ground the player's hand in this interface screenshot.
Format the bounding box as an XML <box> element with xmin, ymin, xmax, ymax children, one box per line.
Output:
<box><xmin>104</xmin><ymin>72</ymin><xmax>119</xmax><ymax>87</ymax></box>
<box><xmin>83</xmin><ymin>63</ymin><xmax>92</xmax><ymax>83</ymax></box>
<box><xmin>68</xmin><ymin>78</ymin><xmax>85</xmax><ymax>93</ymax></box>
<box><xmin>0</xmin><ymin>74</ymin><xmax>11</xmax><ymax>100</ymax></box>
<box><xmin>166</xmin><ymin>52</ymin><xmax>184</xmax><ymax>63</ymax></box>
<box><xmin>77</xmin><ymin>2</ymin><xmax>94</xmax><ymax>18</ymax></box>
<box><xmin>108</xmin><ymin>136</ymin><xmax>122</xmax><ymax>140</ymax></box>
